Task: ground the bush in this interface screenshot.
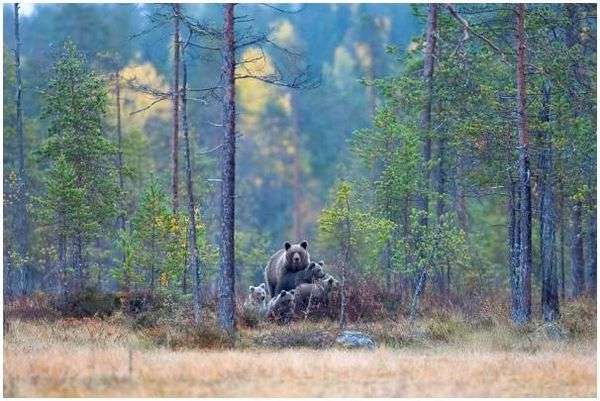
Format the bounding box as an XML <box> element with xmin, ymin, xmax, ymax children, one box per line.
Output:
<box><xmin>118</xmin><ymin>289</ymin><xmax>194</xmax><ymax>329</ymax></box>
<box><xmin>561</xmin><ymin>298</ymin><xmax>596</xmax><ymax>339</ymax></box>
<box><xmin>340</xmin><ymin>278</ymin><xmax>387</xmax><ymax>322</ymax></box>
<box><xmin>119</xmin><ymin>289</ymin><xmax>158</xmax><ymax>315</ymax></box>
<box><xmin>5</xmin><ymin>292</ymin><xmax>59</xmax><ymax>321</ymax></box>
<box><xmin>57</xmin><ymin>288</ymin><xmax>120</xmax><ymax>318</ymax></box>
<box><xmin>425</xmin><ymin>312</ymin><xmax>467</xmax><ymax>342</ymax></box>
<box><xmin>143</xmin><ymin>323</ymin><xmax>231</xmax><ymax>349</ymax></box>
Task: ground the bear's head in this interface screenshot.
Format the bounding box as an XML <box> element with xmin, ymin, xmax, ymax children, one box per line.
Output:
<box><xmin>284</xmin><ymin>240</ymin><xmax>310</xmax><ymax>272</ymax></box>
<box><xmin>307</xmin><ymin>260</ymin><xmax>326</xmax><ymax>281</ymax></box>
<box><xmin>322</xmin><ymin>275</ymin><xmax>340</xmax><ymax>292</ymax></box>
<box><xmin>248</xmin><ymin>283</ymin><xmax>267</xmax><ymax>303</ymax></box>
<box><xmin>277</xmin><ymin>289</ymin><xmax>295</xmax><ymax>306</ymax></box>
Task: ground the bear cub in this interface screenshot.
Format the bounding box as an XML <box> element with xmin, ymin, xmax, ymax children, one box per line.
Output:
<box><xmin>267</xmin><ymin>289</ymin><xmax>296</xmax><ymax>324</ymax></box>
<box><xmin>242</xmin><ymin>283</ymin><xmax>268</xmax><ymax>326</ymax></box>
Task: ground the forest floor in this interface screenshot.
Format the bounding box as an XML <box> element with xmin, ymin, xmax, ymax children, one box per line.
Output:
<box><xmin>3</xmin><ymin>312</ymin><xmax>596</xmax><ymax>397</ymax></box>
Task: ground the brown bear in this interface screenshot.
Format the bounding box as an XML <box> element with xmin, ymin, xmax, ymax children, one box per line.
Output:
<box><xmin>264</xmin><ymin>241</ymin><xmax>310</xmax><ymax>297</ymax></box>
<box><xmin>242</xmin><ymin>283</ymin><xmax>268</xmax><ymax>326</ymax></box>
<box><xmin>294</xmin><ymin>260</ymin><xmax>326</xmax><ymax>287</ymax></box>
<box><xmin>267</xmin><ymin>289</ymin><xmax>296</xmax><ymax>324</ymax></box>
<box><xmin>294</xmin><ymin>275</ymin><xmax>340</xmax><ymax>316</ymax></box>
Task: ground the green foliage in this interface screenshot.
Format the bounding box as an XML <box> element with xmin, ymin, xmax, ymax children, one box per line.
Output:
<box><xmin>393</xmin><ymin>210</ymin><xmax>471</xmax><ymax>280</ymax></box>
<box><xmin>112</xmin><ymin>177</ymin><xmax>218</xmax><ymax>292</ymax></box>
<box><xmin>317</xmin><ymin>181</ymin><xmax>394</xmax><ymax>277</ymax></box>
<box><xmin>351</xmin><ymin>106</ymin><xmax>421</xmax><ymax>222</ymax></box>
<box><xmin>36</xmin><ymin>42</ymin><xmax>119</xmax><ymax>238</ymax></box>
<box><xmin>235</xmin><ymin>228</ymin><xmax>271</xmax><ymax>286</ymax></box>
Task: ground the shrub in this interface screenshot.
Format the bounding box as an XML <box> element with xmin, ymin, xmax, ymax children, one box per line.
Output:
<box><xmin>561</xmin><ymin>298</ymin><xmax>596</xmax><ymax>339</ymax></box>
<box><xmin>143</xmin><ymin>323</ymin><xmax>230</xmax><ymax>349</ymax></box>
<box><xmin>425</xmin><ymin>312</ymin><xmax>467</xmax><ymax>342</ymax></box>
<box><xmin>5</xmin><ymin>292</ymin><xmax>59</xmax><ymax>321</ymax></box>
<box><xmin>57</xmin><ymin>288</ymin><xmax>120</xmax><ymax>318</ymax></box>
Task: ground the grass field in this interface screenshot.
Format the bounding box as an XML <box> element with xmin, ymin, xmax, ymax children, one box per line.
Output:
<box><xmin>3</xmin><ymin>316</ymin><xmax>596</xmax><ymax>397</ymax></box>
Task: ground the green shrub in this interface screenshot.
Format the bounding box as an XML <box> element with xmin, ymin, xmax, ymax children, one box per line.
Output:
<box><xmin>561</xmin><ymin>298</ymin><xmax>596</xmax><ymax>339</ymax></box>
<box><xmin>57</xmin><ymin>288</ymin><xmax>120</xmax><ymax>318</ymax></box>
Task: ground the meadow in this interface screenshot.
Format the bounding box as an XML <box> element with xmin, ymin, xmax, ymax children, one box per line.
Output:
<box><xmin>3</xmin><ymin>298</ymin><xmax>596</xmax><ymax>397</ymax></box>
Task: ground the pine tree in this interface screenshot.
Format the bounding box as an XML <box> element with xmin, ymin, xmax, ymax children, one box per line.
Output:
<box><xmin>37</xmin><ymin>42</ymin><xmax>119</xmax><ymax>291</ymax></box>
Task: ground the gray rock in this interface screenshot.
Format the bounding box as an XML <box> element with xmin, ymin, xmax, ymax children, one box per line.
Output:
<box><xmin>336</xmin><ymin>330</ymin><xmax>376</xmax><ymax>350</ymax></box>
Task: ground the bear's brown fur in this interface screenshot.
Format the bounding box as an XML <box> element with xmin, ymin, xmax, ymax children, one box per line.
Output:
<box><xmin>264</xmin><ymin>241</ymin><xmax>310</xmax><ymax>297</ymax></box>
<box><xmin>294</xmin><ymin>261</ymin><xmax>326</xmax><ymax>287</ymax></box>
<box><xmin>267</xmin><ymin>289</ymin><xmax>296</xmax><ymax>324</ymax></box>
<box><xmin>294</xmin><ymin>275</ymin><xmax>340</xmax><ymax>315</ymax></box>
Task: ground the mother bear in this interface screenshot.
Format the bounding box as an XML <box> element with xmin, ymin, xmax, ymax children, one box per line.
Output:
<box><xmin>264</xmin><ymin>240</ymin><xmax>311</xmax><ymax>297</ymax></box>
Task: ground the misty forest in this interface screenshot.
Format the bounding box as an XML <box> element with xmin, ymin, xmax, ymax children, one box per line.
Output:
<box><xmin>2</xmin><ymin>3</ymin><xmax>597</xmax><ymax>397</ymax></box>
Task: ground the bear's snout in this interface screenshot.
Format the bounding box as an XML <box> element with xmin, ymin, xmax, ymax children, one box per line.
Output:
<box><xmin>292</xmin><ymin>252</ymin><xmax>301</xmax><ymax>263</ymax></box>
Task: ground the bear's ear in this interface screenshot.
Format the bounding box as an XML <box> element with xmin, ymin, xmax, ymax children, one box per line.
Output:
<box><xmin>300</xmin><ymin>240</ymin><xmax>308</xmax><ymax>249</ymax></box>
<box><xmin>318</xmin><ymin>260</ymin><xmax>325</xmax><ymax>267</ymax></box>
<box><xmin>259</xmin><ymin>283</ymin><xmax>265</xmax><ymax>289</ymax></box>
<box><xmin>290</xmin><ymin>289</ymin><xmax>296</xmax><ymax>296</ymax></box>
<box><xmin>308</xmin><ymin>261</ymin><xmax>317</xmax><ymax>269</ymax></box>
<box><xmin>249</xmin><ymin>286</ymin><xmax>255</xmax><ymax>292</ymax></box>
<box><xmin>284</xmin><ymin>241</ymin><xmax>292</xmax><ymax>251</ymax></box>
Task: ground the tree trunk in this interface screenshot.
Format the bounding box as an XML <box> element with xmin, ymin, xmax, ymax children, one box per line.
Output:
<box><xmin>571</xmin><ymin>201</ymin><xmax>585</xmax><ymax>297</ymax></box>
<box><xmin>513</xmin><ymin>3</ymin><xmax>532</xmax><ymax>325</ymax></box>
<box><xmin>14</xmin><ymin>3</ymin><xmax>29</xmax><ymax>295</ymax></box>
<box><xmin>58</xmin><ymin>232</ymin><xmax>67</xmax><ymax>300</ymax></box>
<box><xmin>508</xmin><ymin>174</ymin><xmax>520</xmax><ymax>320</ymax></box>
<box><xmin>182</xmin><ymin>54</ymin><xmax>203</xmax><ymax>325</ymax></box>
<box><xmin>339</xmin><ymin>195</ymin><xmax>352</xmax><ymax>329</ymax></box>
<box><xmin>435</xmin><ymin>132</ymin><xmax>447</xmax><ymax>296</ymax></box>
<box><xmin>455</xmin><ymin>153</ymin><xmax>469</xmax><ymax>236</ymax></box>
<box><xmin>410</xmin><ymin>3</ymin><xmax>437</xmax><ymax>320</ymax></box>
<box><xmin>415</xmin><ymin>3</ymin><xmax>437</xmax><ymax>227</ymax></box>
<box><xmin>150</xmin><ymin>231</ymin><xmax>156</xmax><ymax>291</ymax></box>
<box><xmin>217</xmin><ymin>3</ymin><xmax>236</xmax><ymax>336</ymax></box>
<box><xmin>171</xmin><ymin>3</ymin><xmax>181</xmax><ymax>211</ymax></box>
<box><xmin>73</xmin><ymin>234</ymin><xmax>84</xmax><ymax>292</ymax></box>
<box><xmin>409</xmin><ymin>269</ymin><xmax>427</xmax><ymax>321</ymax></box>
<box><xmin>559</xmin><ymin>189</ymin><xmax>566</xmax><ymax>300</ymax></box>
<box><xmin>115</xmin><ymin>70</ymin><xmax>125</xmax><ymax>231</ymax></box>
<box><xmin>539</xmin><ymin>81</ymin><xmax>559</xmax><ymax>322</ymax></box>
<box><xmin>585</xmin><ymin>197</ymin><xmax>596</xmax><ymax>297</ymax></box>
<box><xmin>436</xmin><ymin>136</ymin><xmax>446</xmax><ymax>220</ymax></box>
<box><xmin>290</xmin><ymin>91</ymin><xmax>303</xmax><ymax>240</ymax></box>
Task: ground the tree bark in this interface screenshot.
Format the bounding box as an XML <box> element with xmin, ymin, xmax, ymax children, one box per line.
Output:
<box><xmin>339</xmin><ymin>194</ymin><xmax>352</xmax><ymax>329</ymax></box>
<box><xmin>73</xmin><ymin>233</ymin><xmax>84</xmax><ymax>292</ymax></box>
<box><xmin>513</xmin><ymin>3</ymin><xmax>532</xmax><ymax>325</ymax></box>
<box><xmin>217</xmin><ymin>3</ymin><xmax>236</xmax><ymax>336</ymax></box>
<box><xmin>435</xmin><ymin>132</ymin><xmax>447</xmax><ymax>297</ymax></box>
<box><xmin>171</xmin><ymin>3</ymin><xmax>181</xmax><ymax>211</ymax></box>
<box><xmin>14</xmin><ymin>2</ymin><xmax>29</xmax><ymax>295</ymax></box>
<box><xmin>436</xmin><ymin>136</ymin><xmax>446</xmax><ymax>220</ymax></box>
<box><xmin>182</xmin><ymin>54</ymin><xmax>203</xmax><ymax>325</ymax></box>
<box><xmin>290</xmin><ymin>91</ymin><xmax>303</xmax><ymax>240</ymax></box>
<box><xmin>585</xmin><ymin>197</ymin><xmax>596</xmax><ymax>297</ymax></box>
<box><xmin>410</xmin><ymin>3</ymin><xmax>437</xmax><ymax>321</ymax></box>
<box><xmin>508</xmin><ymin>174</ymin><xmax>520</xmax><ymax>320</ymax></box>
<box><xmin>415</xmin><ymin>3</ymin><xmax>437</xmax><ymax>228</ymax></box>
<box><xmin>539</xmin><ymin>81</ymin><xmax>559</xmax><ymax>322</ymax></box>
<box><xmin>115</xmin><ymin>70</ymin><xmax>125</xmax><ymax>231</ymax></box>
<box><xmin>455</xmin><ymin>153</ymin><xmax>469</xmax><ymax>235</ymax></box>
<box><xmin>571</xmin><ymin>201</ymin><xmax>585</xmax><ymax>297</ymax></box>
<box><xmin>559</xmin><ymin>188</ymin><xmax>566</xmax><ymax>300</ymax></box>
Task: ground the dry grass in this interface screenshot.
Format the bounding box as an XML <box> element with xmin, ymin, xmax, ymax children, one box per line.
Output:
<box><xmin>3</xmin><ymin>317</ymin><xmax>596</xmax><ymax>397</ymax></box>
